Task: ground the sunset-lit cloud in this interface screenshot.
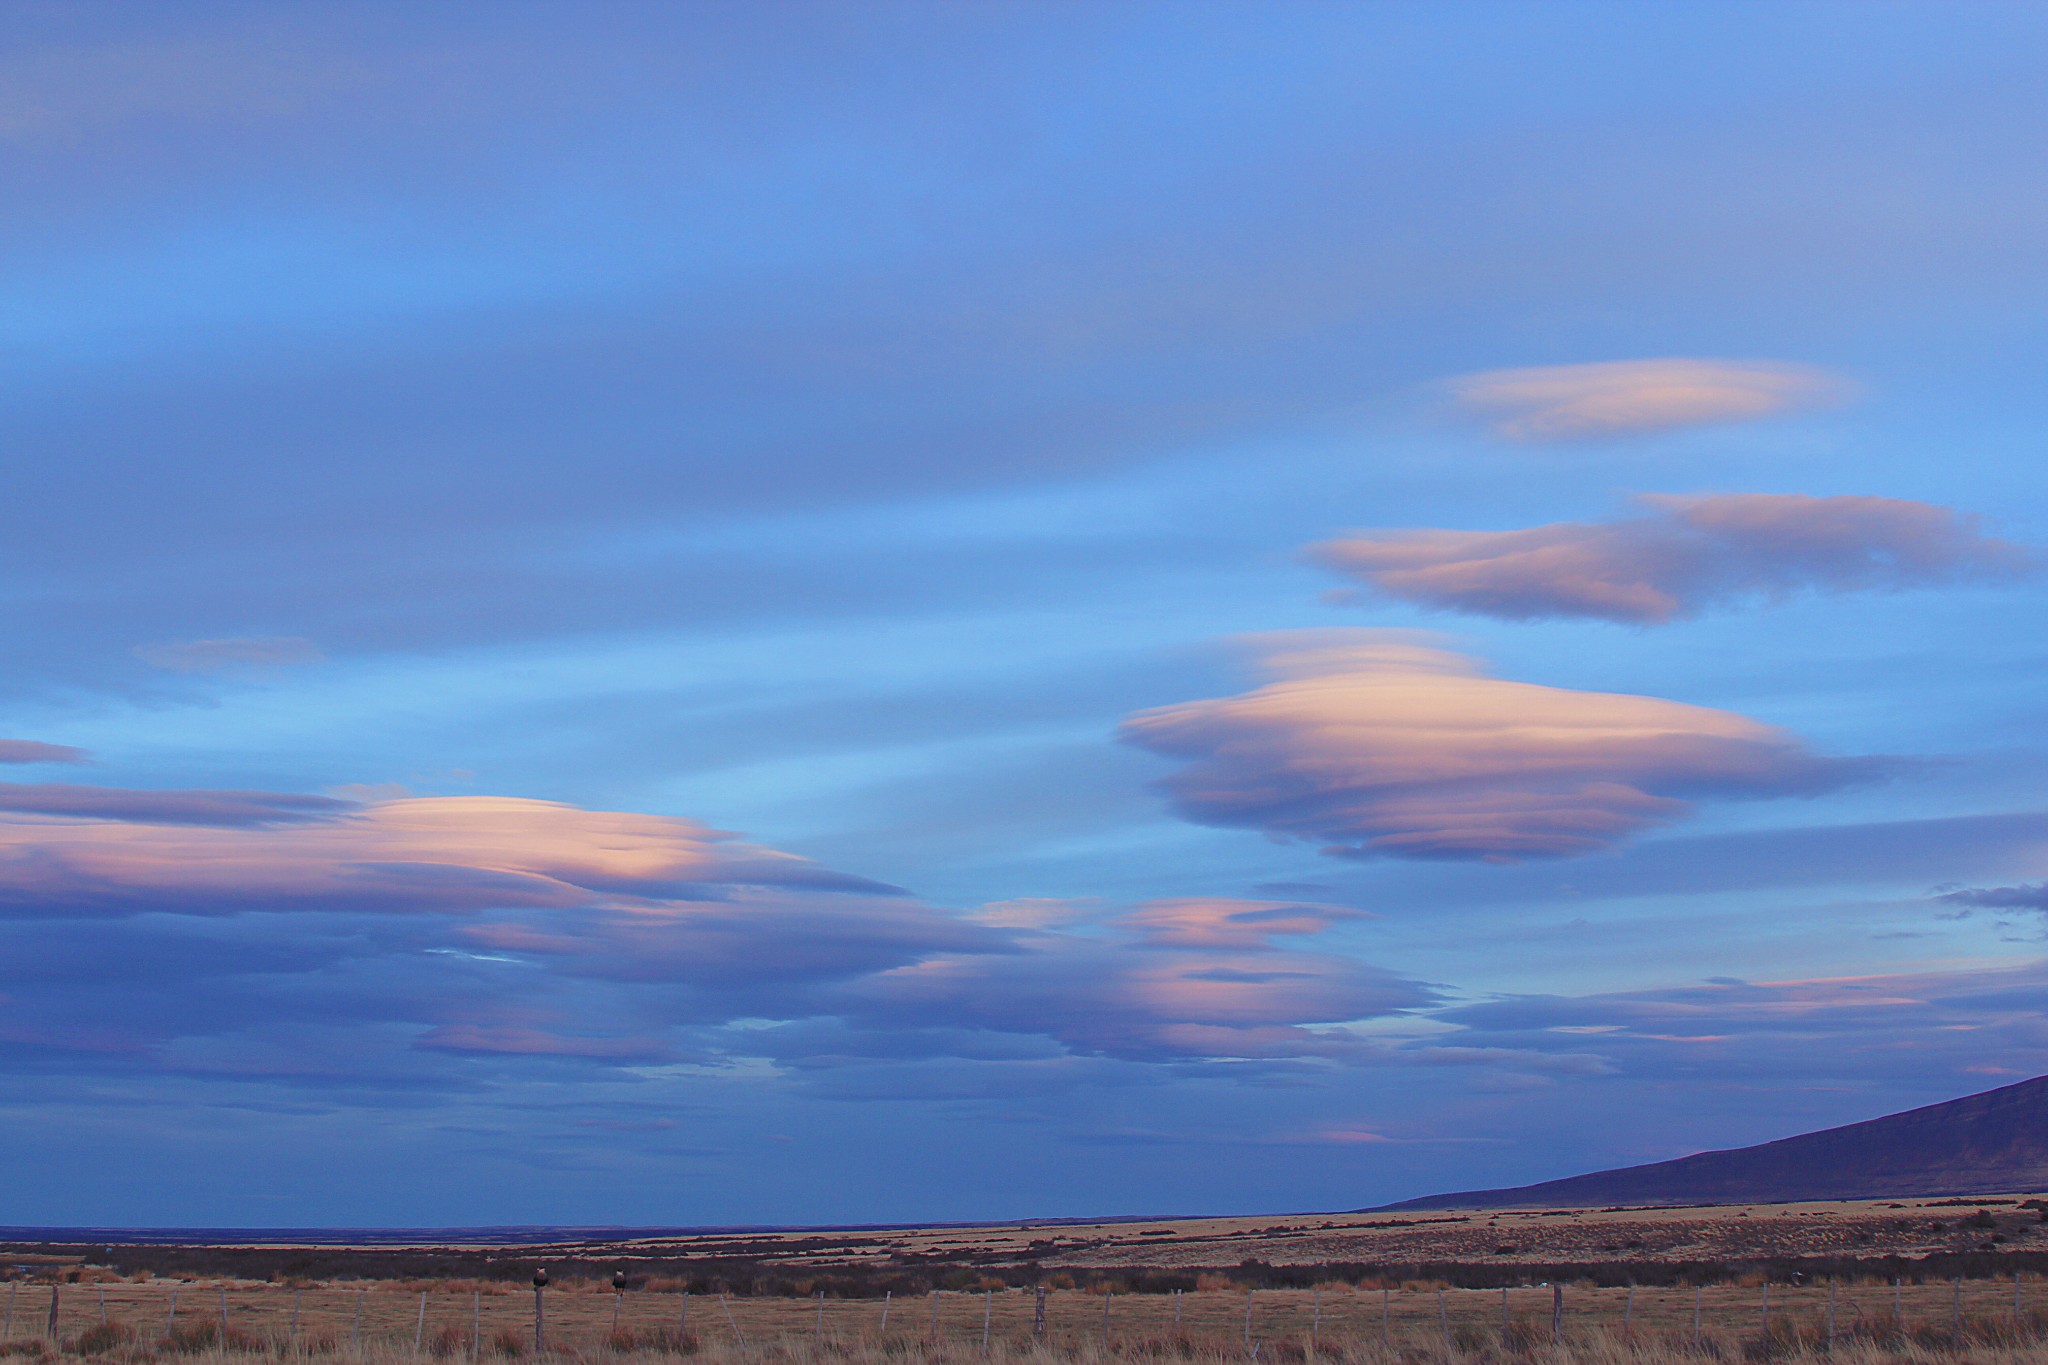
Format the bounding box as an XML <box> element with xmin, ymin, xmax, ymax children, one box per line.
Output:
<box><xmin>0</xmin><ymin>793</ymin><xmax>895</xmax><ymax>917</ymax></box>
<box><xmin>1449</xmin><ymin>359</ymin><xmax>1852</xmax><ymax>441</ymax></box>
<box><xmin>1119</xmin><ymin>631</ymin><xmax>1882</xmax><ymax>861</ymax></box>
<box><xmin>1313</xmin><ymin>494</ymin><xmax>2030</xmax><ymax>624</ymax></box>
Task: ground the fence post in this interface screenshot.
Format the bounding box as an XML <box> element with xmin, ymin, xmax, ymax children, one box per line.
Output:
<box><xmin>930</xmin><ymin>1289</ymin><xmax>941</xmax><ymax>1344</ymax></box>
<box><xmin>1692</xmin><ymin>1284</ymin><xmax>1702</xmax><ymax>1349</ymax></box>
<box><xmin>1381</xmin><ymin>1286</ymin><xmax>1390</xmax><ymax>1348</ymax></box>
<box><xmin>1760</xmin><ymin>1282</ymin><xmax>1769</xmax><ymax>1357</ymax></box>
<box><xmin>1499</xmin><ymin>1286</ymin><xmax>1508</xmax><ymax>1343</ymax></box>
<box><xmin>1437</xmin><ymin>1289</ymin><xmax>1450</xmax><ymax>1353</ymax></box>
<box><xmin>218</xmin><ymin>1286</ymin><xmax>228</xmax><ymax>1337</ymax></box>
<box><xmin>814</xmin><ymin>1290</ymin><xmax>824</xmax><ymax>1348</ymax></box>
<box><xmin>1953</xmin><ymin>1277</ymin><xmax>1963</xmax><ymax>1351</ymax></box>
<box><xmin>981</xmin><ymin>1289</ymin><xmax>992</xmax><ymax>1358</ymax></box>
<box><xmin>1033</xmin><ymin>1286</ymin><xmax>1046</xmax><ymax>1341</ymax></box>
<box><xmin>1893</xmin><ymin>1277</ymin><xmax>1902</xmax><ymax>1333</ymax></box>
<box><xmin>879</xmin><ymin>1290</ymin><xmax>889</xmax><ymax>1334</ymax></box>
<box><xmin>471</xmin><ymin>1289</ymin><xmax>479</xmax><ymax>1364</ymax></box>
<box><xmin>354</xmin><ymin>1286</ymin><xmax>364</xmax><ymax>1349</ymax></box>
<box><xmin>1102</xmin><ymin>1290</ymin><xmax>1112</xmax><ymax>1349</ymax></box>
<box><xmin>166</xmin><ymin>1287</ymin><xmax>178</xmax><ymax>1341</ymax></box>
<box><xmin>1244</xmin><ymin>1287</ymin><xmax>1254</xmax><ymax>1350</ymax></box>
<box><xmin>1551</xmin><ymin>1283</ymin><xmax>1562</xmax><ymax>1346</ymax></box>
<box><xmin>45</xmin><ymin>1285</ymin><xmax>57</xmax><ymax>1340</ymax></box>
<box><xmin>1312</xmin><ymin>1284</ymin><xmax>1322</xmax><ymax>1354</ymax></box>
<box><xmin>682</xmin><ymin>1289</ymin><xmax>691</xmax><ymax>1339</ymax></box>
<box><xmin>1173</xmin><ymin>1287</ymin><xmax>1182</xmax><ymax>1329</ymax></box>
<box><xmin>531</xmin><ymin>1270</ymin><xmax>546</xmax><ymax>1356</ymax></box>
<box><xmin>1624</xmin><ymin>1284</ymin><xmax>1635</xmax><ymax>1343</ymax></box>
<box><xmin>291</xmin><ymin>1289</ymin><xmax>302</xmax><ymax>1349</ymax></box>
<box><xmin>417</xmin><ymin>1290</ymin><xmax>428</xmax><ymax>1350</ymax></box>
<box><xmin>1826</xmin><ymin>1281</ymin><xmax>1836</xmax><ymax>1352</ymax></box>
<box><xmin>97</xmin><ymin>1286</ymin><xmax>106</xmax><ymax>1327</ymax></box>
<box><xmin>3</xmin><ymin>1280</ymin><xmax>13</xmax><ymax>1338</ymax></box>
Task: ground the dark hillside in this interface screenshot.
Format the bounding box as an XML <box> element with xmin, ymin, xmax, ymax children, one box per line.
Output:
<box><xmin>1379</xmin><ymin>1074</ymin><xmax>2048</xmax><ymax>1210</ymax></box>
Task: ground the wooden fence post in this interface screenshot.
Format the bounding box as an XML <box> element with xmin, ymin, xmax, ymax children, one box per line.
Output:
<box><xmin>1102</xmin><ymin>1291</ymin><xmax>1112</xmax><ymax>1349</ymax></box>
<box><xmin>1032</xmin><ymin>1286</ymin><xmax>1046</xmax><ymax>1341</ymax></box>
<box><xmin>1244</xmin><ymin>1288</ymin><xmax>1254</xmax><ymax>1350</ymax></box>
<box><xmin>1692</xmin><ymin>1284</ymin><xmax>1702</xmax><ymax>1349</ymax></box>
<box><xmin>530</xmin><ymin>1272</ymin><xmax>544</xmax><ymax>1356</ymax></box>
<box><xmin>879</xmin><ymin>1290</ymin><xmax>889</xmax><ymax>1334</ymax></box>
<box><xmin>354</xmin><ymin>1286</ymin><xmax>365</xmax><ymax>1349</ymax></box>
<box><xmin>165</xmin><ymin>1287</ymin><xmax>178</xmax><ymax>1341</ymax></box>
<box><xmin>1312</xmin><ymin>1284</ymin><xmax>1322</xmax><ymax>1354</ymax></box>
<box><xmin>1760</xmin><ymin>1282</ymin><xmax>1770</xmax><ymax>1356</ymax></box>
<box><xmin>1952</xmin><ymin>1278</ymin><xmax>1963</xmax><ymax>1351</ymax></box>
<box><xmin>44</xmin><ymin>1285</ymin><xmax>57</xmax><ymax>1340</ymax></box>
<box><xmin>1551</xmin><ymin>1283</ymin><xmax>1562</xmax><ymax>1346</ymax></box>
<box><xmin>1624</xmin><ymin>1285</ymin><xmax>1635</xmax><ymax>1343</ymax></box>
<box><xmin>1437</xmin><ymin>1290</ymin><xmax>1451</xmax><ymax>1352</ymax></box>
<box><xmin>1382</xmin><ymin>1287</ymin><xmax>1390</xmax><ymax>1348</ymax></box>
<box><xmin>980</xmin><ymin>1289</ymin><xmax>992</xmax><ymax>1358</ymax></box>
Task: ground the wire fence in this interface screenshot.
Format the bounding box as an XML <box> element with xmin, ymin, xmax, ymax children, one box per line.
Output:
<box><xmin>5</xmin><ymin>1278</ymin><xmax>2048</xmax><ymax>1359</ymax></box>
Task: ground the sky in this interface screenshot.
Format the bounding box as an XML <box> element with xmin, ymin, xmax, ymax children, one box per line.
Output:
<box><xmin>6</xmin><ymin>0</ymin><xmax>2048</xmax><ymax>1229</ymax></box>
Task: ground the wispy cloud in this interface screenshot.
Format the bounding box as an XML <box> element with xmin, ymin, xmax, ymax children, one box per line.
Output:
<box><xmin>1119</xmin><ymin>630</ymin><xmax>1885</xmax><ymax>861</ymax></box>
<box><xmin>0</xmin><ymin>741</ymin><xmax>87</xmax><ymax>765</ymax></box>
<box><xmin>133</xmin><ymin>635</ymin><xmax>325</xmax><ymax>673</ymax></box>
<box><xmin>1449</xmin><ymin>359</ymin><xmax>1852</xmax><ymax>441</ymax></box>
<box><xmin>1313</xmin><ymin>494</ymin><xmax>2030</xmax><ymax>624</ymax></box>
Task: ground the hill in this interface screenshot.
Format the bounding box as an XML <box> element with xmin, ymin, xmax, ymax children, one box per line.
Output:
<box><xmin>1377</xmin><ymin>1073</ymin><xmax>2048</xmax><ymax>1210</ymax></box>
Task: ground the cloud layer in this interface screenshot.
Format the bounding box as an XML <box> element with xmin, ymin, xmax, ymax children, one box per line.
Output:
<box><xmin>0</xmin><ymin>780</ymin><xmax>1429</xmax><ymax>1078</ymax></box>
<box><xmin>1118</xmin><ymin>631</ymin><xmax>1882</xmax><ymax>861</ymax></box>
<box><xmin>1312</xmin><ymin>494</ymin><xmax>2031</xmax><ymax>624</ymax></box>
<box><xmin>1449</xmin><ymin>359</ymin><xmax>1851</xmax><ymax>441</ymax></box>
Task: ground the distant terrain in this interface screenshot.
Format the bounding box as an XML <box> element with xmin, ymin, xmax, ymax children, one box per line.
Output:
<box><xmin>1380</xmin><ymin>1073</ymin><xmax>2048</xmax><ymax>1211</ymax></box>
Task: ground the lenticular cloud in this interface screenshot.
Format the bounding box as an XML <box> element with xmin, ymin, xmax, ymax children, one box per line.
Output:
<box><xmin>1448</xmin><ymin>358</ymin><xmax>1850</xmax><ymax>441</ymax></box>
<box><xmin>1312</xmin><ymin>493</ymin><xmax>2030</xmax><ymax>624</ymax></box>
<box><xmin>1117</xmin><ymin>631</ymin><xmax>1883</xmax><ymax>861</ymax></box>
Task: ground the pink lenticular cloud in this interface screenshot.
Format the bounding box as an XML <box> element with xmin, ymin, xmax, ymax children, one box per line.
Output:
<box><xmin>1311</xmin><ymin>493</ymin><xmax>2030</xmax><ymax>624</ymax></box>
<box><xmin>1120</xmin><ymin>896</ymin><xmax>1367</xmax><ymax>947</ymax></box>
<box><xmin>0</xmin><ymin>794</ymin><xmax>892</xmax><ymax>917</ymax></box>
<box><xmin>1448</xmin><ymin>358</ymin><xmax>1852</xmax><ymax>441</ymax></box>
<box><xmin>1118</xmin><ymin>630</ymin><xmax>1884</xmax><ymax>861</ymax></box>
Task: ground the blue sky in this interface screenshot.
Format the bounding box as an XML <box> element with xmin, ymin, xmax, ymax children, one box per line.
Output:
<box><xmin>6</xmin><ymin>1</ymin><xmax>2048</xmax><ymax>1227</ymax></box>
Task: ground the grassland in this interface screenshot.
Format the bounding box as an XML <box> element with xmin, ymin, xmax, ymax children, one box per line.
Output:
<box><xmin>9</xmin><ymin>1195</ymin><xmax>2048</xmax><ymax>1361</ymax></box>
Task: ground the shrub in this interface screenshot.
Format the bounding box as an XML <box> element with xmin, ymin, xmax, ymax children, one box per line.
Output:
<box><xmin>73</xmin><ymin>1322</ymin><xmax>133</xmax><ymax>1355</ymax></box>
<box><xmin>430</xmin><ymin>1323</ymin><xmax>474</xmax><ymax>1357</ymax></box>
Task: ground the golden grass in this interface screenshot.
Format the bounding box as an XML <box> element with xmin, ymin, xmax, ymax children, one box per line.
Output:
<box><xmin>9</xmin><ymin>1282</ymin><xmax>2048</xmax><ymax>1362</ymax></box>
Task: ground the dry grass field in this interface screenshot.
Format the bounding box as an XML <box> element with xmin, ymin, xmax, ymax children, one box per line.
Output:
<box><xmin>10</xmin><ymin>1196</ymin><xmax>2048</xmax><ymax>1361</ymax></box>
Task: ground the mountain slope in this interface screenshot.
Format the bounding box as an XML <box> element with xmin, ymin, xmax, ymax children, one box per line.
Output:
<box><xmin>1377</xmin><ymin>1074</ymin><xmax>2048</xmax><ymax>1210</ymax></box>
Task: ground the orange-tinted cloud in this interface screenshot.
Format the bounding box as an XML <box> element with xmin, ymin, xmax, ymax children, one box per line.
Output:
<box><xmin>1312</xmin><ymin>494</ymin><xmax>2030</xmax><ymax>623</ymax></box>
<box><xmin>1118</xmin><ymin>630</ymin><xmax>1882</xmax><ymax>861</ymax></box>
<box><xmin>1449</xmin><ymin>359</ymin><xmax>1851</xmax><ymax>441</ymax></box>
<box><xmin>0</xmin><ymin>793</ymin><xmax>893</xmax><ymax>917</ymax></box>
<box><xmin>853</xmin><ymin>893</ymin><xmax>1425</xmax><ymax>1061</ymax></box>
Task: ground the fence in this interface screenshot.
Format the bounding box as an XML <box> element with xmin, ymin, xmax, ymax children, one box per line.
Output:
<box><xmin>4</xmin><ymin>1277</ymin><xmax>2048</xmax><ymax>1358</ymax></box>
